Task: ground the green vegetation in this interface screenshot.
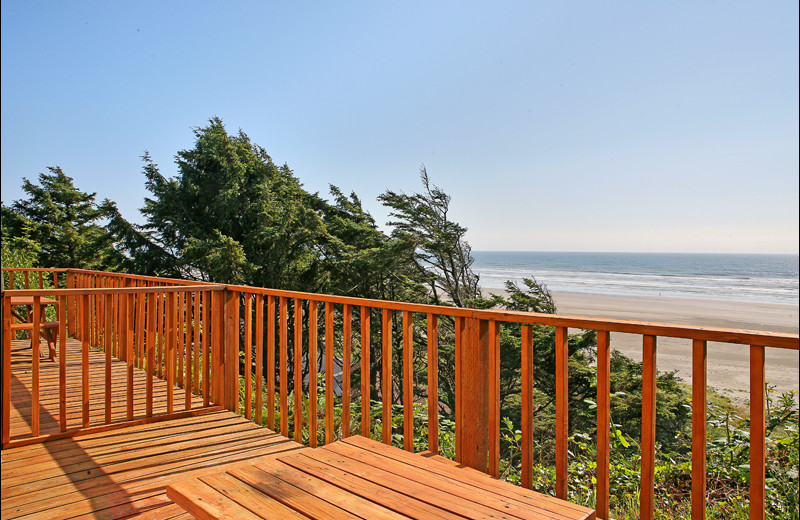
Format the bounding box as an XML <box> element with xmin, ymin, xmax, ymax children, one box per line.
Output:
<box><xmin>3</xmin><ymin>117</ymin><xmax>797</xmax><ymax>517</ymax></box>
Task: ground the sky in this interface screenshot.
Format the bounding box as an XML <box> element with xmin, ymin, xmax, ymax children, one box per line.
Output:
<box><xmin>2</xmin><ymin>1</ymin><xmax>798</xmax><ymax>254</ymax></box>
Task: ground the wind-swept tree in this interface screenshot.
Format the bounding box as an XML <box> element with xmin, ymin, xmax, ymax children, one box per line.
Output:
<box><xmin>379</xmin><ymin>166</ymin><xmax>480</xmax><ymax>307</ymax></box>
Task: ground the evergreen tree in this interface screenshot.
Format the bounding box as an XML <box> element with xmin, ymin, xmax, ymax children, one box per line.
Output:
<box><xmin>5</xmin><ymin>167</ymin><xmax>119</xmax><ymax>269</ymax></box>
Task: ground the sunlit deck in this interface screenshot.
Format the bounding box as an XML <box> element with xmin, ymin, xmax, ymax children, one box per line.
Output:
<box><xmin>1</xmin><ymin>338</ymin><xmax>307</xmax><ymax>519</ymax></box>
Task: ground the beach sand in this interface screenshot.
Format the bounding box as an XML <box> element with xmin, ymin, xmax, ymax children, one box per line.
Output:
<box><xmin>482</xmin><ymin>288</ymin><xmax>799</xmax><ymax>403</ymax></box>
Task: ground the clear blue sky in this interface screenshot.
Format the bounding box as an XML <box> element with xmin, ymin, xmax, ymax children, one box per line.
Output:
<box><xmin>2</xmin><ymin>1</ymin><xmax>798</xmax><ymax>254</ymax></box>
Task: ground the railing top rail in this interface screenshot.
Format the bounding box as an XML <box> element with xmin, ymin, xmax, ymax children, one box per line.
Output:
<box><xmin>1</xmin><ymin>285</ymin><xmax>226</xmax><ymax>297</ymax></box>
<box><xmin>1</xmin><ymin>267</ymin><xmax>69</xmax><ymax>272</ymax></box>
<box><xmin>63</xmin><ymin>268</ymin><xmax>216</xmax><ymax>286</ymax></box>
<box><xmin>226</xmin><ymin>284</ymin><xmax>799</xmax><ymax>350</ymax></box>
<box><xmin>4</xmin><ymin>267</ymin><xmax>796</xmax><ymax>350</ymax></box>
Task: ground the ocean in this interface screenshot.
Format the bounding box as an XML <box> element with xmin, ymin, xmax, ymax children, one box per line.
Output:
<box><xmin>471</xmin><ymin>252</ymin><xmax>799</xmax><ymax>305</ymax></box>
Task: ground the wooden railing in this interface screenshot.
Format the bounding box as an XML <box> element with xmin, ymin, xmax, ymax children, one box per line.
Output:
<box><xmin>2</xmin><ymin>268</ymin><xmax>226</xmax><ymax>446</ymax></box>
<box><xmin>2</xmin><ymin>267</ymin><xmax>798</xmax><ymax>520</ymax></box>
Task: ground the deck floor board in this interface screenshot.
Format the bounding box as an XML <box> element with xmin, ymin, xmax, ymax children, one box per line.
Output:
<box><xmin>2</xmin><ymin>338</ymin><xmax>306</xmax><ymax>519</ymax></box>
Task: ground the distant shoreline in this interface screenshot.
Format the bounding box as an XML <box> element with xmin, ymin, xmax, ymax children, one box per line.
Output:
<box><xmin>481</xmin><ymin>288</ymin><xmax>799</xmax><ymax>402</ymax></box>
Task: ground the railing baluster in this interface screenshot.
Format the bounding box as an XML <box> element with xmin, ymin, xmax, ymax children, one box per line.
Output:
<box><xmin>489</xmin><ymin>320</ymin><xmax>500</xmax><ymax>477</ymax></box>
<box><xmin>167</xmin><ymin>292</ymin><xmax>177</xmax><ymax>415</ymax></box>
<box><xmin>692</xmin><ymin>339</ymin><xmax>707</xmax><ymax>520</ymax></box>
<box><xmin>403</xmin><ymin>310</ymin><xmax>413</xmax><ymax>451</ymax></box>
<box><xmin>555</xmin><ymin>325</ymin><xmax>569</xmax><ymax>499</ymax></box>
<box><xmin>82</xmin><ymin>294</ymin><xmax>90</xmax><ymax>426</ymax></box>
<box><xmin>59</xmin><ymin>295</ymin><xmax>67</xmax><ymax>431</ymax></box>
<box><xmin>454</xmin><ymin>316</ymin><xmax>462</xmax><ymax>461</ymax></box>
<box><xmin>521</xmin><ymin>325</ymin><xmax>534</xmax><ymax>489</ymax></box>
<box><xmin>255</xmin><ymin>294</ymin><xmax>264</xmax><ymax>426</ymax></box>
<box><xmin>32</xmin><ymin>295</ymin><xmax>41</xmax><ymax>435</ymax></box>
<box><xmin>202</xmin><ymin>291</ymin><xmax>210</xmax><ymax>407</ymax></box>
<box><xmin>596</xmin><ymin>330</ymin><xmax>611</xmax><ymax>517</ymax></box>
<box><xmin>361</xmin><ymin>306</ymin><xmax>371</xmax><ymax>438</ymax></box>
<box><xmin>294</xmin><ymin>298</ymin><xmax>303</xmax><ymax>441</ymax></box>
<box><xmin>309</xmin><ymin>300</ymin><xmax>318</xmax><ymax>447</ymax></box>
<box><xmin>325</xmin><ymin>301</ymin><xmax>335</xmax><ymax>444</ymax></box>
<box><xmin>125</xmin><ymin>292</ymin><xmax>134</xmax><ymax>421</ymax></box>
<box><xmin>244</xmin><ymin>294</ymin><xmax>253</xmax><ymax>421</ymax></box>
<box><xmin>280</xmin><ymin>296</ymin><xmax>288</xmax><ymax>437</ymax></box>
<box><xmin>381</xmin><ymin>308</ymin><xmax>392</xmax><ymax>445</ymax></box>
<box><xmin>750</xmin><ymin>345</ymin><xmax>766</xmax><ymax>520</ymax></box>
<box><xmin>641</xmin><ymin>335</ymin><xmax>658</xmax><ymax>520</ymax></box>
<box><xmin>146</xmin><ymin>292</ymin><xmax>155</xmax><ymax>417</ymax></box>
<box><xmin>177</xmin><ymin>292</ymin><xmax>184</xmax><ymax>388</ymax></box>
<box><xmin>427</xmin><ymin>313</ymin><xmax>438</xmax><ymax>454</ymax></box>
<box><xmin>267</xmin><ymin>295</ymin><xmax>276</xmax><ymax>430</ymax></box>
<box><xmin>105</xmin><ymin>294</ymin><xmax>113</xmax><ymax>423</ymax></box>
<box><xmin>343</xmin><ymin>304</ymin><xmax>352</xmax><ymax>439</ymax></box>
<box><xmin>193</xmin><ymin>291</ymin><xmax>200</xmax><ymax>396</ymax></box>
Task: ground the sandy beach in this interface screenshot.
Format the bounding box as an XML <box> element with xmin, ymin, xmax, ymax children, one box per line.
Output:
<box><xmin>482</xmin><ymin>288</ymin><xmax>799</xmax><ymax>403</ymax></box>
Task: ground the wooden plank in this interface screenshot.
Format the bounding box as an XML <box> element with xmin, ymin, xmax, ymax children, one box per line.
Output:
<box><xmin>402</xmin><ymin>309</ymin><xmax>413</xmax><ymax>451</ymax></box>
<box><xmin>2</xmin><ymin>295</ymin><xmax>11</xmax><ymax>445</ymax></box>
<box><xmin>640</xmin><ymin>335</ymin><xmax>657</xmax><ymax>520</ymax></box>
<box><xmin>201</xmin><ymin>472</ymin><xmax>311</xmax><ymax>519</ymax></box>
<box><xmin>194</xmin><ymin>291</ymin><xmax>201</xmax><ymax>396</ymax></box>
<box><xmin>32</xmin><ymin>296</ymin><xmax>40</xmax><ymax>436</ymax></box>
<box><xmin>595</xmin><ymin>330</ymin><xmax>610</xmax><ymax>517</ymax></box>
<box><xmin>555</xmin><ymin>325</ymin><xmax>569</xmax><ymax>499</ymax></box>
<box><xmin>126</xmin><ymin>292</ymin><xmax>135</xmax><ymax>421</ymax></box>
<box><xmin>244</xmin><ymin>294</ymin><xmax>253</xmax><ymax>421</ymax></box>
<box><xmin>279</xmin><ymin>296</ymin><xmax>288</xmax><ymax>437</ymax></box>
<box><xmin>325</xmin><ymin>301</ymin><xmax>335</xmax><ymax>444</ymax></box>
<box><xmin>255</xmin><ymin>293</ymin><xmax>264</xmax><ymax>426</ymax></box>
<box><xmin>459</xmin><ymin>317</ymin><xmax>489</xmax><ymax>473</ymax></box>
<box><xmin>82</xmin><ymin>294</ymin><xmax>90</xmax><ymax>426</ymax></box>
<box><xmin>750</xmin><ymin>345</ymin><xmax>766</xmax><ymax>520</ymax></box>
<box><xmin>381</xmin><ymin>308</ymin><xmax>392</xmax><ymax>445</ymax></box>
<box><xmin>267</xmin><ymin>295</ymin><xmax>275</xmax><ymax>430</ymax></box>
<box><xmin>427</xmin><ymin>313</ymin><xmax>438</xmax><ymax>454</ymax></box>
<box><xmin>167</xmin><ymin>478</ymin><xmax>263</xmax><ymax>520</ymax></box>
<box><xmin>177</xmin><ymin>291</ymin><xmax>184</xmax><ymax>387</ymax></box>
<box><xmin>691</xmin><ymin>339</ymin><xmax>707</xmax><ymax>520</ymax></box>
<box><xmin>346</xmin><ymin>436</ymin><xmax>594</xmax><ymax>519</ymax></box>
<box><xmin>223</xmin><ymin>290</ymin><xmax>239</xmax><ymax>413</ymax></box>
<box><xmin>361</xmin><ymin>305</ymin><xmax>371</xmax><ymax>438</ymax></box>
<box><xmin>488</xmin><ymin>319</ymin><xmax>500</xmax><ymax>477</ymax></box>
<box><xmin>342</xmin><ymin>303</ymin><xmax>352</xmax><ymax>438</ymax></box>
<box><xmin>146</xmin><ymin>292</ymin><xmax>156</xmax><ymax>417</ymax></box>
<box><xmin>166</xmin><ymin>292</ymin><xmax>176</xmax><ymax>415</ymax></box>
<box><xmin>521</xmin><ymin>324</ymin><xmax>534</xmax><ymax>490</ymax></box>
<box><xmin>319</xmin><ymin>443</ymin><xmax>560</xmax><ymax>520</ymax></box>
<box><xmin>454</xmin><ymin>316</ymin><xmax>462</xmax><ymax>461</ymax></box>
<box><xmin>294</xmin><ymin>298</ymin><xmax>303</xmax><ymax>442</ymax></box>
<box><xmin>281</xmin><ymin>452</ymin><xmax>459</xmax><ymax>520</ymax></box>
<box><xmin>308</xmin><ymin>301</ymin><xmax>318</xmax><ymax>447</ymax></box>
<box><xmin>202</xmin><ymin>291</ymin><xmax>210</xmax><ymax>407</ymax></box>
<box><xmin>233</xmin><ymin>461</ymin><xmax>366</xmax><ymax>519</ymax></box>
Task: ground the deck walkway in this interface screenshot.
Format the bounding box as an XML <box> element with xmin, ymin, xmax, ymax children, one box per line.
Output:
<box><xmin>1</xmin><ymin>338</ymin><xmax>307</xmax><ymax>519</ymax></box>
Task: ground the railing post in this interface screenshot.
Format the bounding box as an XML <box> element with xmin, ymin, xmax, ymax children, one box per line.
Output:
<box><xmin>2</xmin><ymin>294</ymin><xmax>11</xmax><ymax>445</ymax></box>
<box><xmin>223</xmin><ymin>289</ymin><xmax>239</xmax><ymax>413</ymax></box>
<box><xmin>456</xmin><ymin>316</ymin><xmax>492</xmax><ymax>473</ymax></box>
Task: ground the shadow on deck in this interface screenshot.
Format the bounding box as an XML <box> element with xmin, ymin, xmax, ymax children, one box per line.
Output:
<box><xmin>1</xmin><ymin>338</ymin><xmax>305</xmax><ymax>519</ymax></box>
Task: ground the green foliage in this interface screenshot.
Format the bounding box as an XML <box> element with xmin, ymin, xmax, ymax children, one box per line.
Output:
<box><xmin>3</xmin><ymin>167</ymin><xmax>121</xmax><ymax>269</ymax></box>
<box><xmin>379</xmin><ymin>166</ymin><xmax>480</xmax><ymax>307</ymax></box>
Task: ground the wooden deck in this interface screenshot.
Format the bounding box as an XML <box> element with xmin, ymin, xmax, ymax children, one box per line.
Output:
<box><xmin>4</xmin><ymin>336</ymin><xmax>215</xmax><ymax>443</ymax></box>
<box><xmin>1</xmin><ymin>338</ymin><xmax>307</xmax><ymax>519</ymax></box>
